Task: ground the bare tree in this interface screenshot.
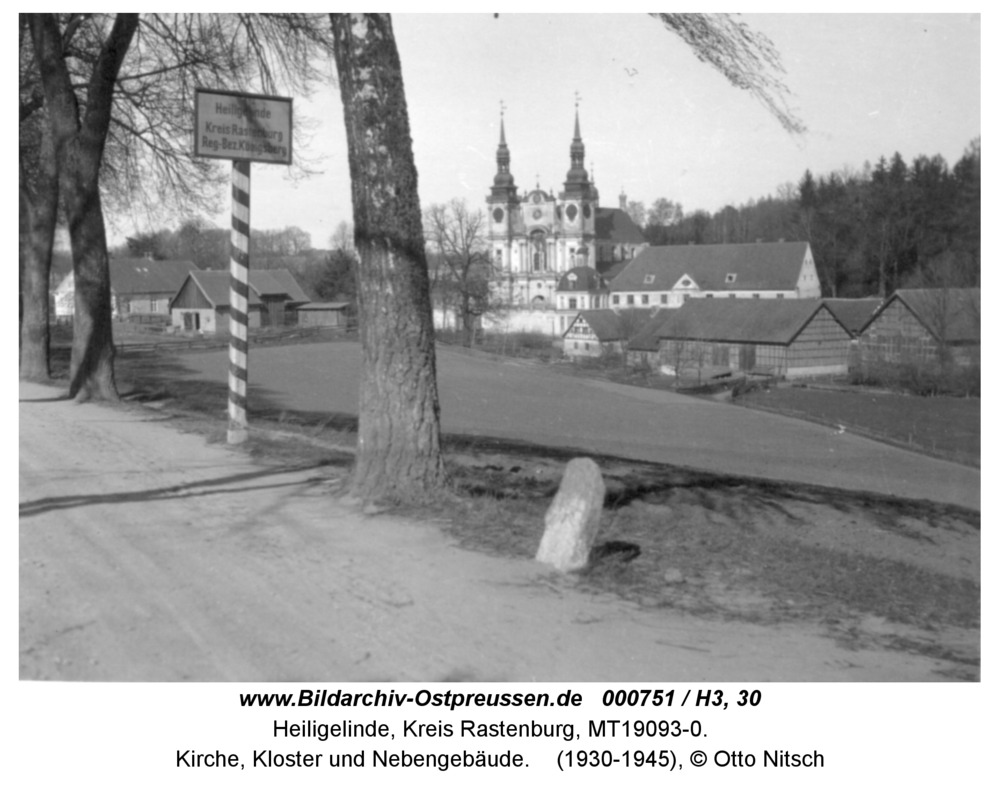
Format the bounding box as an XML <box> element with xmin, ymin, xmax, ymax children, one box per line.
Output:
<box><xmin>424</xmin><ymin>199</ymin><xmax>503</xmax><ymax>348</ymax></box>
<box><xmin>652</xmin><ymin>13</ymin><xmax>805</xmax><ymax>134</ymax></box>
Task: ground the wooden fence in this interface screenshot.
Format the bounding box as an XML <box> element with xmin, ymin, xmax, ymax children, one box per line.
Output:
<box><xmin>116</xmin><ymin>325</ymin><xmax>348</xmax><ymax>356</ymax></box>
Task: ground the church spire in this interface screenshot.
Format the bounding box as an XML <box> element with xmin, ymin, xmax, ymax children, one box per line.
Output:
<box><xmin>564</xmin><ymin>95</ymin><xmax>590</xmax><ymax>196</ymax></box>
<box><xmin>490</xmin><ymin>101</ymin><xmax>517</xmax><ymax>202</ymax></box>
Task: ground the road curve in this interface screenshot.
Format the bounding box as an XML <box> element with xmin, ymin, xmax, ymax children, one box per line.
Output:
<box><xmin>173</xmin><ymin>342</ymin><xmax>979</xmax><ymax>510</ymax></box>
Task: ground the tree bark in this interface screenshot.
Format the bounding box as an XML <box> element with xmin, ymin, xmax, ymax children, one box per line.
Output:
<box><xmin>19</xmin><ymin>120</ymin><xmax>58</xmax><ymax>381</ymax></box>
<box><xmin>30</xmin><ymin>13</ymin><xmax>138</xmax><ymax>401</ymax></box>
<box><xmin>330</xmin><ymin>13</ymin><xmax>447</xmax><ymax>504</ymax></box>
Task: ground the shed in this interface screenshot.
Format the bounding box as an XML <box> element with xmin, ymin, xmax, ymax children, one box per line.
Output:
<box><xmin>169</xmin><ymin>271</ymin><xmax>263</xmax><ymax>333</ymax></box>
<box><xmin>858</xmin><ymin>288</ymin><xmax>980</xmax><ymax>367</ymax></box>
<box><xmin>296</xmin><ymin>301</ymin><xmax>352</xmax><ymax>327</ymax></box>
<box><xmin>627</xmin><ymin>298</ymin><xmax>853</xmax><ymax>379</ymax></box>
<box><xmin>249</xmin><ymin>269</ymin><xmax>311</xmax><ymax>327</ymax></box>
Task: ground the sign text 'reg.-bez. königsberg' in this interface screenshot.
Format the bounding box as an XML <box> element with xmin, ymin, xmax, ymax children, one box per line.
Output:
<box><xmin>194</xmin><ymin>88</ymin><xmax>292</xmax><ymax>165</ymax></box>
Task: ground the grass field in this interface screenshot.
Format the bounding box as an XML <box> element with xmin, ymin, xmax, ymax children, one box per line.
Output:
<box><xmin>736</xmin><ymin>386</ymin><xmax>980</xmax><ymax>466</ymax></box>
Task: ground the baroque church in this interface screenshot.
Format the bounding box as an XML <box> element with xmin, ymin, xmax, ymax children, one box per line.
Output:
<box><xmin>485</xmin><ymin>108</ymin><xmax>647</xmax><ymax>335</ymax></box>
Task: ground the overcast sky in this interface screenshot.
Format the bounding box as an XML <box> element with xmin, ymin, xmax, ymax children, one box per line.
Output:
<box><xmin>113</xmin><ymin>13</ymin><xmax>981</xmax><ymax>250</ymax></box>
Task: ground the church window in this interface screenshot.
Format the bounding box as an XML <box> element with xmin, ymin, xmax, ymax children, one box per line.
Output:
<box><xmin>583</xmin><ymin>204</ymin><xmax>591</xmax><ymax>219</ymax></box>
<box><xmin>493</xmin><ymin>207</ymin><xmax>504</xmax><ymax>223</ymax></box>
<box><xmin>566</xmin><ymin>204</ymin><xmax>578</xmax><ymax>222</ymax></box>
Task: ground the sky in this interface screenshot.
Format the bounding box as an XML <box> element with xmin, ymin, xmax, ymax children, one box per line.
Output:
<box><xmin>112</xmin><ymin>12</ymin><xmax>981</xmax><ymax>251</ymax></box>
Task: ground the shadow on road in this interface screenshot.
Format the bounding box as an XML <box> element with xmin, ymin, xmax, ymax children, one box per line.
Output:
<box><xmin>19</xmin><ymin>462</ymin><xmax>346</xmax><ymax>519</ymax></box>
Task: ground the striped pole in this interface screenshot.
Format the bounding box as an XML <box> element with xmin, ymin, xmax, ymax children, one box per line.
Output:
<box><xmin>227</xmin><ymin>159</ymin><xmax>251</xmax><ymax>444</ymax></box>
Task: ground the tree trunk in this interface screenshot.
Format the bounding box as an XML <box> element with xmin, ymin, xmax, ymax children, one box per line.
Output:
<box><xmin>330</xmin><ymin>13</ymin><xmax>447</xmax><ymax>504</ymax></box>
<box><xmin>19</xmin><ymin>126</ymin><xmax>57</xmax><ymax>381</ymax></box>
<box><xmin>30</xmin><ymin>13</ymin><xmax>138</xmax><ymax>401</ymax></box>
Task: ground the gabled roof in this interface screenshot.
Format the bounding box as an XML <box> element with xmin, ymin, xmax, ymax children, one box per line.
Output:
<box><xmin>596</xmin><ymin>260</ymin><xmax>630</xmax><ymax>281</ymax></box>
<box><xmin>822</xmin><ymin>298</ymin><xmax>883</xmax><ymax>335</ymax></box>
<box><xmin>611</xmin><ymin>242</ymin><xmax>811</xmax><ymax>293</ymax></box>
<box><xmin>557</xmin><ymin>266</ymin><xmax>606</xmax><ymax>293</ymax></box>
<box><xmin>594</xmin><ymin>208</ymin><xmax>646</xmax><ymax>244</ymax></box>
<box><xmin>869</xmin><ymin>288</ymin><xmax>981</xmax><ymax>343</ymax></box>
<box><xmin>627</xmin><ymin>299</ymin><xmax>845</xmax><ymax>349</ymax></box>
<box><xmin>626</xmin><ymin>308</ymin><xmax>675</xmax><ymax>351</ymax></box>
<box><xmin>263</xmin><ymin>269</ymin><xmax>311</xmax><ymax>303</ymax></box>
<box><xmin>174</xmin><ymin>271</ymin><xmax>263</xmax><ymax>309</ymax></box>
<box><xmin>567</xmin><ymin>309</ymin><xmax>654</xmax><ymax>342</ymax></box>
<box><xmin>109</xmin><ymin>258</ymin><xmax>199</xmax><ymax>295</ymax></box>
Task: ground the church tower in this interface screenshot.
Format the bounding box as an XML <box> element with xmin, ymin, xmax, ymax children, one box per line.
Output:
<box><xmin>486</xmin><ymin>112</ymin><xmax>520</xmax><ymax>279</ymax></box>
<box><xmin>557</xmin><ymin>106</ymin><xmax>599</xmax><ymax>271</ymax></box>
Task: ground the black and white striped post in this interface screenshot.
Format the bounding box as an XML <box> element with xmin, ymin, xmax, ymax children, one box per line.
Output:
<box><xmin>193</xmin><ymin>88</ymin><xmax>293</xmax><ymax>446</ymax></box>
<box><xmin>228</xmin><ymin>159</ymin><xmax>251</xmax><ymax>444</ymax></box>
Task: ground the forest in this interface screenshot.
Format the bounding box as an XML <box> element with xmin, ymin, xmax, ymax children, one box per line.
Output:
<box><xmin>633</xmin><ymin>138</ymin><xmax>981</xmax><ymax>298</ymax></box>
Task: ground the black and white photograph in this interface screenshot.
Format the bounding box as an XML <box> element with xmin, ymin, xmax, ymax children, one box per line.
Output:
<box><xmin>17</xmin><ymin>11</ymin><xmax>982</xmax><ymax>775</ymax></box>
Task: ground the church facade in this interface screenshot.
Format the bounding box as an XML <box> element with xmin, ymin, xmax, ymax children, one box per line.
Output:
<box><xmin>484</xmin><ymin>110</ymin><xmax>647</xmax><ymax>335</ymax></box>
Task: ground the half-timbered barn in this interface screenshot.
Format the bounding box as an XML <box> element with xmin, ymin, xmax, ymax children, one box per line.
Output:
<box><xmin>626</xmin><ymin>298</ymin><xmax>852</xmax><ymax>379</ymax></box>
<box><xmin>858</xmin><ymin>288</ymin><xmax>980</xmax><ymax>366</ymax></box>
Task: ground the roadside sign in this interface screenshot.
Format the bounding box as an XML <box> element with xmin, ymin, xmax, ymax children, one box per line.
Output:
<box><xmin>194</xmin><ymin>88</ymin><xmax>293</xmax><ymax>165</ymax></box>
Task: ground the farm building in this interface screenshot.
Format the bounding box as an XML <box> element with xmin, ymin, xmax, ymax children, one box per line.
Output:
<box><xmin>249</xmin><ymin>269</ymin><xmax>311</xmax><ymax>327</ymax></box>
<box><xmin>562</xmin><ymin>309</ymin><xmax>652</xmax><ymax>358</ymax></box>
<box><xmin>626</xmin><ymin>298</ymin><xmax>853</xmax><ymax>379</ymax></box>
<box><xmin>54</xmin><ymin>258</ymin><xmax>198</xmax><ymax>320</ymax></box>
<box><xmin>296</xmin><ymin>301</ymin><xmax>352</xmax><ymax>327</ymax></box>
<box><xmin>858</xmin><ymin>288</ymin><xmax>980</xmax><ymax>367</ymax></box>
<box><xmin>822</xmin><ymin>298</ymin><xmax>883</xmax><ymax>338</ymax></box>
<box><xmin>168</xmin><ymin>271</ymin><xmax>264</xmax><ymax>333</ymax></box>
<box><xmin>609</xmin><ymin>241</ymin><xmax>821</xmax><ymax>309</ymax></box>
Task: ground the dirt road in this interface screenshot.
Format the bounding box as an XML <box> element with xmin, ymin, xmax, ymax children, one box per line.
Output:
<box><xmin>19</xmin><ymin>380</ymin><xmax>968</xmax><ymax>681</ymax></box>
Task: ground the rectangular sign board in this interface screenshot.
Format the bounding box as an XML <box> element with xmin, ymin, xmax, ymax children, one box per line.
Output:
<box><xmin>194</xmin><ymin>88</ymin><xmax>293</xmax><ymax>165</ymax></box>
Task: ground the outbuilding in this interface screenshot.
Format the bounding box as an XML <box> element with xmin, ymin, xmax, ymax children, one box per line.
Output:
<box><xmin>296</xmin><ymin>301</ymin><xmax>352</xmax><ymax>327</ymax></box>
<box><xmin>169</xmin><ymin>271</ymin><xmax>264</xmax><ymax>333</ymax></box>
<box><xmin>627</xmin><ymin>298</ymin><xmax>853</xmax><ymax>379</ymax></box>
<box><xmin>857</xmin><ymin>288</ymin><xmax>980</xmax><ymax>367</ymax></box>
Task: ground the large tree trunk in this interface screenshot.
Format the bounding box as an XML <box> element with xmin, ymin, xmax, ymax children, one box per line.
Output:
<box><xmin>330</xmin><ymin>13</ymin><xmax>447</xmax><ymax>504</ymax></box>
<box><xmin>30</xmin><ymin>13</ymin><xmax>138</xmax><ymax>402</ymax></box>
<box><xmin>19</xmin><ymin>123</ymin><xmax>57</xmax><ymax>381</ymax></box>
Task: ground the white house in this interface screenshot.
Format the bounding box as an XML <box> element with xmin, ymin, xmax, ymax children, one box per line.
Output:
<box><xmin>608</xmin><ymin>241</ymin><xmax>821</xmax><ymax>309</ymax></box>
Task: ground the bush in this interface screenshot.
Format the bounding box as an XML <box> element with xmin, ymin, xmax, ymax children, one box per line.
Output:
<box><xmin>851</xmin><ymin>360</ymin><xmax>980</xmax><ymax>397</ymax></box>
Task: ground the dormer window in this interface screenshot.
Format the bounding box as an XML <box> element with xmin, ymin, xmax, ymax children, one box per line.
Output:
<box><xmin>644</xmin><ymin>274</ymin><xmax>655</xmax><ymax>284</ymax></box>
<box><xmin>725</xmin><ymin>273</ymin><xmax>737</xmax><ymax>283</ymax></box>
<box><xmin>567</xmin><ymin>273</ymin><xmax>578</xmax><ymax>282</ymax></box>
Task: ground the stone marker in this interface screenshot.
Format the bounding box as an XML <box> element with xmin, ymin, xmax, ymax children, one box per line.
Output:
<box><xmin>536</xmin><ymin>458</ymin><xmax>605</xmax><ymax>572</ymax></box>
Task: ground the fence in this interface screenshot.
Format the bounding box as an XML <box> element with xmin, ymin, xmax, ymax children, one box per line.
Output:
<box><xmin>116</xmin><ymin>325</ymin><xmax>348</xmax><ymax>356</ymax></box>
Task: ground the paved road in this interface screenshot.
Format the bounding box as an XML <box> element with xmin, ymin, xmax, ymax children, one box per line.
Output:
<box><xmin>173</xmin><ymin>342</ymin><xmax>980</xmax><ymax>510</ymax></box>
